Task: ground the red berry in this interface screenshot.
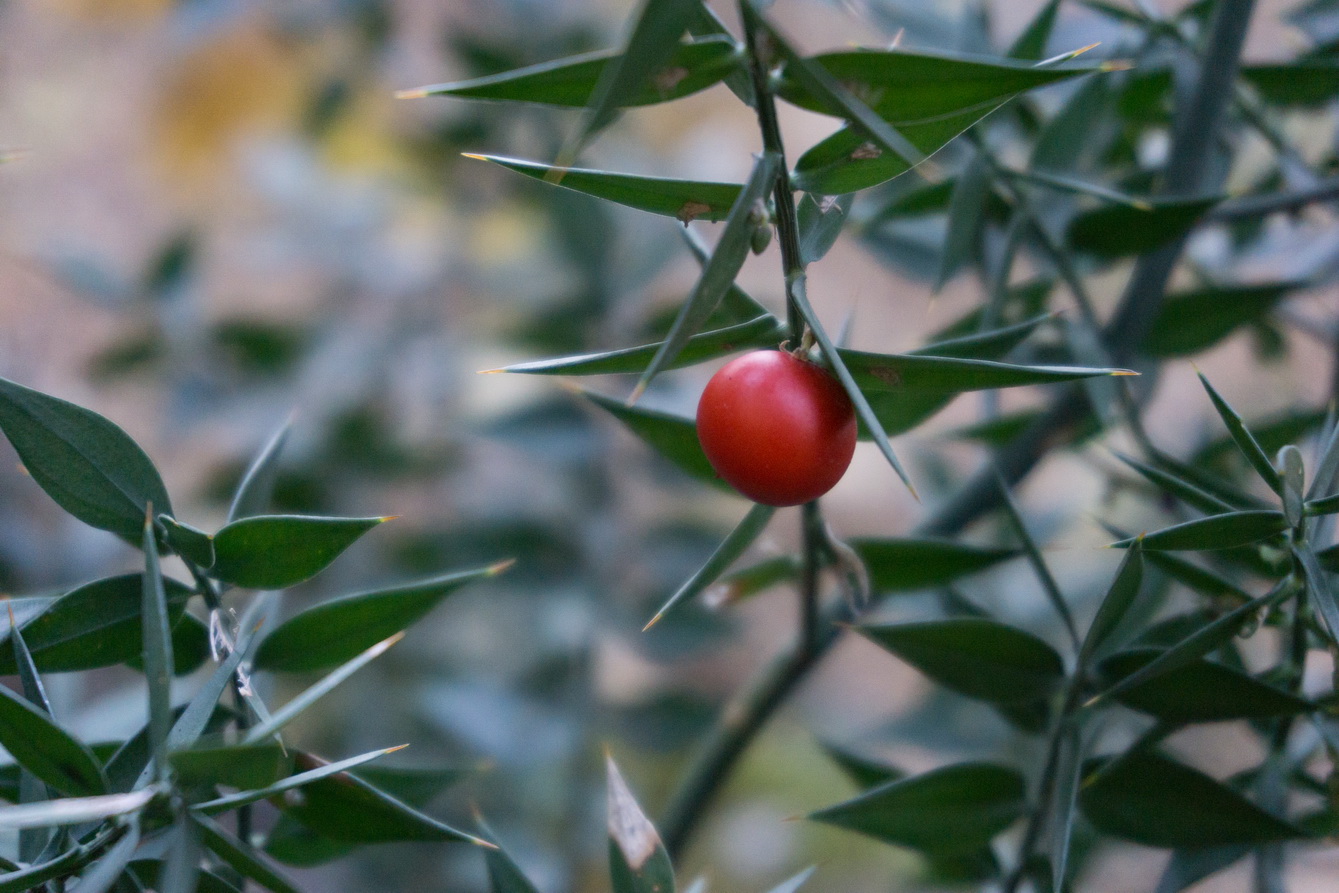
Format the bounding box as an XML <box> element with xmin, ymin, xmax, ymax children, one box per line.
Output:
<box><xmin>696</xmin><ymin>350</ymin><xmax>857</xmax><ymax>506</ymax></box>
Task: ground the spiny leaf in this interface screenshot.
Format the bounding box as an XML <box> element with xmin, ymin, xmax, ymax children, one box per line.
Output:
<box><xmin>255</xmin><ymin>562</ymin><xmax>509</xmax><ymax>672</ymax></box>
<box><xmin>244</xmin><ymin>635</ymin><xmax>404</xmax><ymax>743</ymax></box>
<box><xmin>1084</xmin><ymin>581</ymin><xmax>1288</xmax><ymax>708</ymax></box>
<box><xmin>606</xmin><ymin>755</ymin><xmax>674</xmax><ymax>893</ymax></box>
<box><xmin>141</xmin><ymin>513</ymin><xmax>174</xmax><ymax>784</ymax></box>
<box><xmin>401</xmin><ymin>37</ymin><xmax>741</xmax><ymax>109</ymax></box>
<box><xmin>0</xmin><ymin>684</ymin><xmax>105</xmax><ymax>796</ymax></box>
<box><xmin>194</xmin><ymin>746</ymin><xmax>404</xmax><ymax>816</ymax></box>
<box><xmin>1110</xmin><ymin>510</ymin><xmax>1287</xmax><ymax>551</ymax></box>
<box><xmin>1067</xmin><ymin>197</ymin><xmax>1220</xmax><ymax>259</ymax></box>
<box><xmin>1143</xmin><ymin>282</ymin><xmax>1303</xmax><ymax>358</ymax></box>
<box><xmin>580</xmin><ymin>390</ymin><xmax>724</xmax><ymax>490</ymax></box>
<box><xmin>837</xmin><ymin>350</ymin><xmax>1132</xmax><ymax>393</ymax></box>
<box><xmin>276</xmin><ymin>751</ymin><xmax>482</xmax><ymax>845</ymax></box>
<box><xmin>1078</xmin><ymin>539</ymin><xmax>1144</xmax><ymax>666</ymax></box>
<box><xmin>211</xmin><ymin>514</ymin><xmax>389</xmax><ymax>589</ymax></box>
<box><xmin>1079</xmin><ymin>751</ymin><xmax>1304</xmax><ymax>848</ymax></box>
<box><xmin>0</xmin><ymin>574</ymin><xmax>194</xmax><ymax>675</ymax></box>
<box><xmin>0</xmin><ymin>375</ymin><xmax>172</xmax><ymax>541</ymax></box>
<box><xmin>810</xmin><ymin>762</ymin><xmax>1026</xmax><ymax>855</ymax></box>
<box><xmin>194</xmin><ymin>813</ymin><xmax>302</xmax><ymax>893</ymax></box>
<box><xmin>858</xmin><ymin>618</ymin><xmax>1065</xmax><ymax>704</ymax></box>
<box><xmin>631</xmin><ymin>151</ymin><xmax>781</xmax><ymax>401</ymax></box>
<box><xmin>466</xmin><ymin>155</ymin><xmax>742</xmax><ymax>223</ymax></box>
<box><xmin>1197</xmin><ymin>373</ymin><xmax>1282</xmax><ymax>493</ymax></box>
<box><xmin>1099</xmin><ymin>649</ymin><xmax>1313</xmax><ymax>723</ymax></box>
<box><xmin>645</xmin><ymin>503</ymin><xmax>774</xmax><ymax>630</ymax></box>
<box><xmin>561</xmin><ymin>0</ymin><xmax>705</xmax><ymax>155</ymax></box>
<box><xmin>485</xmin><ymin>315</ymin><xmax>786</xmax><ymax>377</ymax></box>
<box><xmin>852</xmin><ymin>538</ymin><xmax>1017</xmax><ymax>593</ymax></box>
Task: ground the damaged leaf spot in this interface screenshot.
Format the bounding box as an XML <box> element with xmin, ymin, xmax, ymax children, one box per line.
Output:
<box><xmin>677</xmin><ymin>201</ymin><xmax>713</xmax><ymax>225</ymax></box>
<box><xmin>871</xmin><ymin>366</ymin><xmax>902</xmax><ymax>387</ymax></box>
<box><xmin>606</xmin><ymin>756</ymin><xmax>660</xmax><ymax>870</ymax></box>
<box><xmin>850</xmin><ymin>142</ymin><xmax>882</xmax><ymax>161</ymax></box>
<box><xmin>653</xmin><ymin>66</ymin><xmax>689</xmax><ymax>94</ymax></box>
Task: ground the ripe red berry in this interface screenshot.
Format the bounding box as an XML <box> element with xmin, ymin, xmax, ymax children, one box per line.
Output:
<box><xmin>696</xmin><ymin>349</ymin><xmax>857</xmax><ymax>506</ymax></box>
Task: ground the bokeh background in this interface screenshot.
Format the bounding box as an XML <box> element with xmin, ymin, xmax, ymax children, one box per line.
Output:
<box><xmin>1</xmin><ymin>0</ymin><xmax>1335</xmax><ymax>890</ymax></box>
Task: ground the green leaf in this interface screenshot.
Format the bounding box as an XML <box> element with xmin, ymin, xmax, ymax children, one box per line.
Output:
<box><xmin>467</xmin><ymin>154</ymin><xmax>742</xmax><ymax>223</ymax></box>
<box><xmin>1099</xmin><ymin>649</ymin><xmax>1313</xmax><ymax>723</ymax></box>
<box><xmin>1143</xmin><ymin>282</ymin><xmax>1302</xmax><ymax>357</ymax></box>
<box><xmin>1048</xmin><ymin>724</ymin><xmax>1082</xmax><ymax>893</ymax></box>
<box><xmin>0</xmin><ymin>574</ymin><xmax>193</xmax><ymax>675</ymax></box>
<box><xmin>254</xmin><ymin>562</ymin><xmax>507</xmax><ymax>673</ymax></box>
<box><xmin>809</xmin><ymin>762</ymin><xmax>1026</xmax><ymax>855</ymax></box>
<box><xmin>758</xmin><ymin>13</ymin><xmax>924</xmax><ymax>172</ymax></box>
<box><xmin>0</xmin><ymin>375</ymin><xmax>172</xmax><ymax>540</ymax></box>
<box><xmin>792</xmin><ymin>106</ymin><xmax>998</xmax><ymax>194</ymax></box>
<box><xmin>776</xmin><ymin>48</ymin><xmax>1097</xmax><ymax>121</ymax></box>
<box><xmin>159</xmin><ymin>516</ymin><xmax>215</xmax><ymax>569</ymax></box>
<box><xmin>1198</xmin><ymin>373</ymin><xmax>1283</xmax><ymax>493</ymax></box>
<box><xmin>194</xmin><ymin>813</ymin><xmax>301</xmax><ymax>893</ymax></box>
<box><xmin>822</xmin><ymin>742</ymin><xmax>903</xmax><ymax>789</ymax></box>
<box><xmin>936</xmin><ymin>153</ymin><xmax>990</xmax><ymax>290</ymax></box>
<box><xmin>194</xmin><ymin>746</ymin><xmax>401</xmax><ymax>816</ymax></box>
<box><xmin>1079</xmin><ymin>751</ymin><xmax>1303</xmax><ymax>848</ymax></box>
<box><xmin>563</xmin><ymin>0</ymin><xmax>704</xmax><ymax>152</ymax></box>
<box><xmin>404</xmin><ymin>37</ymin><xmax>741</xmax><ymax>108</ymax></box>
<box><xmin>1009</xmin><ymin>0</ymin><xmax>1062</xmax><ymax>60</ymax></box>
<box><xmin>606</xmin><ymin>756</ymin><xmax>674</xmax><ymax>893</ymax></box>
<box><xmin>484</xmin><ymin>835</ymin><xmax>542</xmax><ymax>893</ymax></box>
<box><xmin>1066</xmin><ymin>197</ymin><xmax>1219</xmax><ymax>259</ymax></box>
<box><xmin>632</xmin><ymin>151</ymin><xmax>781</xmax><ymax>399</ymax></box>
<box><xmin>837</xmin><ymin>350</ymin><xmax>1131</xmax><ymax>393</ymax></box>
<box><xmin>797</xmin><ymin>193</ymin><xmax>853</xmax><ymax>265</ymax></box>
<box><xmin>0</xmin><ymin>835</ymin><xmax>101</xmax><ymax>893</ymax></box>
<box><xmin>1085</xmin><ymin>582</ymin><xmax>1288</xmax><ymax>708</ymax></box>
<box><xmin>71</xmin><ymin>819</ymin><xmax>140</xmax><ymax>893</ymax></box>
<box><xmin>851</xmin><ymin>538</ymin><xmax>1016</xmax><ymax>593</ymax></box>
<box><xmin>858</xmin><ymin>618</ymin><xmax>1064</xmax><ymax>703</ymax></box>
<box><xmin>487</xmin><ymin>314</ymin><xmax>786</xmax><ymax>377</ymax></box>
<box><xmin>244</xmin><ymin>635</ymin><xmax>403</xmax><ymax>744</ymax></box>
<box><xmin>1154</xmin><ymin>845</ymin><xmax>1251</xmax><ymax>893</ymax></box>
<box><xmin>1078</xmin><ymin>540</ymin><xmax>1144</xmax><ymax>666</ymax></box>
<box><xmin>0</xmin><ymin>684</ymin><xmax>104</xmax><ymax>796</ymax></box>
<box><xmin>1295</xmin><ymin>545</ymin><xmax>1339</xmax><ymax>648</ymax></box>
<box><xmin>1114</xmin><ymin>452</ymin><xmax>1234</xmax><ymax>515</ymax></box>
<box><xmin>167</xmin><ymin>637</ymin><xmax>251</xmax><ymax>753</ymax></box>
<box><xmin>0</xmin><ymin>787</ymin><xmax>153</xmax><ymax>829</ymax></box>
<box><xmin>995</xmin><ymin>474</ymin><xmax>1078</xmax><ymax>647</ymax></box>
<box><xmin>211</xmin><ymin>515</ymin><xmax>388</xmax><ymax>589</ymax></box>
<box><xmin>1242</xmin><ymin>61</ymin><xmax>1339</xmax><ymax>107</ymax></box>
<box><xmin>170</xmin><ymin>742</ymin><xmax>291</xmax><ymax>792</ymax></box>
<box><xmin>645</xmin><ymin>503</ymin><xmax>774</xmax><ymax>630</ymax></box>
<box><xmin>581</xmin><ymin>390</ymin><xmax>724</xmax><ymax>490</ymax></box>
<box><xmin>276</xmin><ymin>751</ymin><xmax>479</xmax><ymax>844</ymax></box>
<box><xmin>141</xmin><ymin>514</ymin><xmax>174</xmax><ymax>784</ymax></box>
<box><xmin>157</xmin><ymin>817</ymin><xmax>204</xmax><ymax>893</ymax></box>
<box><xmin>1113</xmin><ymin>510</ymin><xmax>1287</xmax><ymax>551</ymax></box>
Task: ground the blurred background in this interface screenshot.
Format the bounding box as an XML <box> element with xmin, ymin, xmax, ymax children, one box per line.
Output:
<box><xmin>0</xmin><ymin>0</ymin><xmax>1335</xmax><ymax>890</ymax></box>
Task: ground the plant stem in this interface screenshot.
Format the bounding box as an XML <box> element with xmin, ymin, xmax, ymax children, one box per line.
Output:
<box><xmin>741</xmin><ymin>2</ymin><xmax>803</xmax><ymax>345</ymax></box>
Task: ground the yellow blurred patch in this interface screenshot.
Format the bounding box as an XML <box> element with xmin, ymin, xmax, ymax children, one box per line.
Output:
<box><xmin>153</xmin><ymin>22</ymin><xmax>306</xmax><ymax>185</ymax></box>
<box><xmin>318</xmin><ymin>85</ymin><xmax>412</xmax><ymax>178</ymax></box>
<box><xmin>469</xmin><ymin>205</ymin><xmax>543</xmax><ymax>267</ymax></box>
<box><xmin>48</xmin><ymin>0</ymin><xmax>172</xmax><ymax>20</ymax></box>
